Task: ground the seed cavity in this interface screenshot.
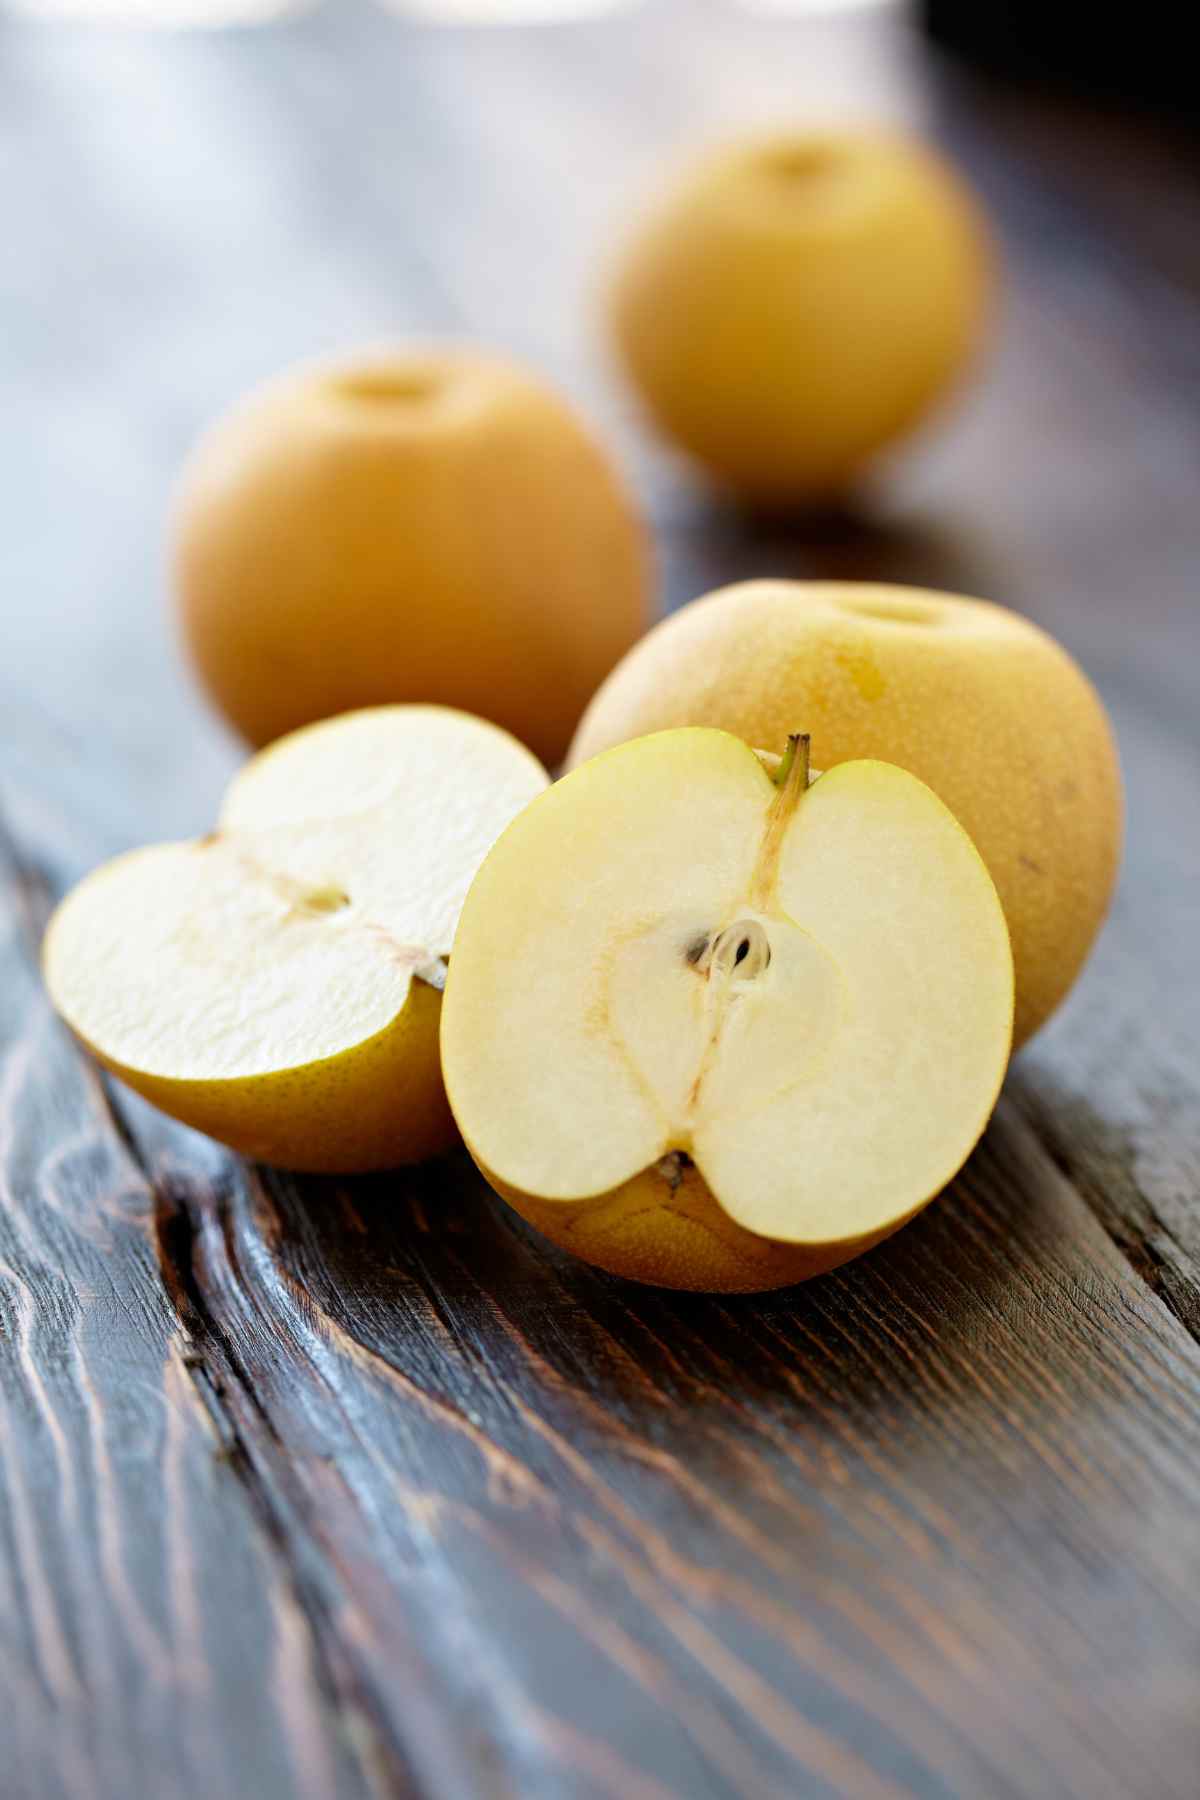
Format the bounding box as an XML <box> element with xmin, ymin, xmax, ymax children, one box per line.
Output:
<box><xmin>298</xmin><ymin>884</ymin><xmax>351</xmax><ymax>916</ymax></box>
<box><xmin>687</xmin><ymin>922</ymin><xmax>772</xmax><ymax>981</ymax></box>
<box><xmin>710</xmin><ymin>919</ymin><xmax>771</xmax><ymax>983</ymax></box>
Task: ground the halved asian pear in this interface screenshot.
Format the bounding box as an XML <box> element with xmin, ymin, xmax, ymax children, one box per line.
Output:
<box><xmin>43</xmin><ymin>706</ymin><xmax>547</xmax><ymax>1170</ymax></box>
<box><xmin>442</xmin><ymin>728</ymin><xmax>1013</xmax><ymax>1292</ymax></box>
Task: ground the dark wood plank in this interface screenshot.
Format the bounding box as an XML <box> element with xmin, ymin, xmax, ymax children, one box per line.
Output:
<box><xmin>139</xmin><ymin>1106</ymin><xmax>1200</xmax><ymax>1800</ymax></box>
<box><xmin>3</xmin><ymin>4</ymin><xmax>1200</xmax><ymax>1797</ymax></box>
<box><xmin>0</xmin><ymin>826</ymin><xmax>378</xmax><ymax>1800</ymax></box>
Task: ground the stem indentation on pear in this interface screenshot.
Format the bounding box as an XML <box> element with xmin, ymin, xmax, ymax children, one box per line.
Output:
<box><xmin>765</xmin><ymin>143</ymin><xmax>843</xmax><ymax>185</ymax></box>
<box><xmin>335</xmin><ymin>368</ymin><xmax>441</xmax><ymax>405</ymax></box>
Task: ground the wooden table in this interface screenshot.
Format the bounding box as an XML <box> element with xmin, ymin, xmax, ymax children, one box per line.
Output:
<box><xmin>2</xmin><ymin>6</ymin><xmax>1198</xmax><ymax>1796</ymax></box>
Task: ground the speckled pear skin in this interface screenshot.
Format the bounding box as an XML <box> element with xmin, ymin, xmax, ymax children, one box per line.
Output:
<box><xmin>568</xmin><ymin>581</ymin><xmax>1122</xmax><ymax>1046</ymax></box>
<box><xmin>480</xmin><ymin>1153</ymin><xmax>914</xmax><ymax>1294</ymax></box>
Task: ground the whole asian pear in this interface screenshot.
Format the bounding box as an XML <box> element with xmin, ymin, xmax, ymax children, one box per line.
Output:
<box><xmin>173</xmin><ymin>350</ymin><xmax>651</xmax><ymax>765</ymax></box>
<box><xmin>610</xmin><ymin>129</ymin><xmax>992</xmax><ymax>501</ymax></box>
<box><xmin>567</xmin><ymin>581</ymin><xmax>1122</xmax><ymax>1047</ymax></box>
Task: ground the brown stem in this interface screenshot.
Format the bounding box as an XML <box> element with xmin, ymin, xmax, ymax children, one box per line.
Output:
<box><xmin>749</xmin><ymin>733</ymin><xmax>812</xmax><ymax>908</ymax></box>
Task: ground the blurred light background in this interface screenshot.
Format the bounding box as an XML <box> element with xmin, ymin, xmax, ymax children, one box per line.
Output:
<box><xmin>1</xmin><ymin>0</ymin><xmax>1195</xmax><ymax>854</ymax></box>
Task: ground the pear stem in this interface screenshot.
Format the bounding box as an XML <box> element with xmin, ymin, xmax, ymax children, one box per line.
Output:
<box><xmin>773</xmin><ymin>731</ymin><xmax>811</xmax><ymax>795</ymax></box>
<box><xmin>750</xmin><ymin>733</ymin><xmax>812</xmax><ymax>908</ymax></box>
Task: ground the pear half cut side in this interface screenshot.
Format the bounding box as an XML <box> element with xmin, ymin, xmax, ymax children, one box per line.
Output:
<box><xmin>441</xmin><ymin>727</ymin><xmax>1014</xmax><ymax>1292</ymax></box>
<box><xmin>43</xmin><ymin>706</ymin><xmax>547</xmax><ymax>1171</ymax></box>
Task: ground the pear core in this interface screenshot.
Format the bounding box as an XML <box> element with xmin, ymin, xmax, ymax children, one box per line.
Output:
<box><xmin>442</xmin><ymin>728</ymin><xmax>1014</xmax><ymax>1292</ymax></box>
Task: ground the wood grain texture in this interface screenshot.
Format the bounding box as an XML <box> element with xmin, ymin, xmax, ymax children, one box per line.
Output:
<box><xmin>143</xmin><ymin>1114</ymin><xmax>1200</xmax><ymax>1800</ymax></box>
<box><xmin>2</xmin><ymin>4</ymin><xmax>1199</xmax><ymax>1797</ymax></box>
<box><xmin>0</xmin><ymin>824</ymin><xmax>376</xmax><ymax>1800</ymax></box>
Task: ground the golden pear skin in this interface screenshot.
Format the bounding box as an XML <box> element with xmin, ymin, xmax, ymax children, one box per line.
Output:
<box><xmin>64</xmin><ymin>958</ymin><xmax>453</xmax><ymax>1172</ymax></box>
<box><xmin>568</xmin><ymin>582</ymin><xmax>1122</xmax><ymax>1047</ymax></box>
<box><xmin>483</xmin><ymin>1154</ymin><xmax>922</xmax><ymax>1295</ymax></box>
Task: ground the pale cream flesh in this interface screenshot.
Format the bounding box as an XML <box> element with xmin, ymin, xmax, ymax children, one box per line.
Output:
<box><xmin>44</xmin><ymin>706</ymin><xmax>547</xmax><ymax>1084</ymax></box>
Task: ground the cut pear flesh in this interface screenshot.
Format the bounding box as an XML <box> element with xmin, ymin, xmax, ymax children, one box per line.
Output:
<box><xmin>43</xmin><ymin>706</ymin><xmax>547</xmax><ymax>1169</ymax></box>
<box><xmin>442</xmin><ymin>727</ymin><xmax>1013</xmax><ymax>1285</ymax></box>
